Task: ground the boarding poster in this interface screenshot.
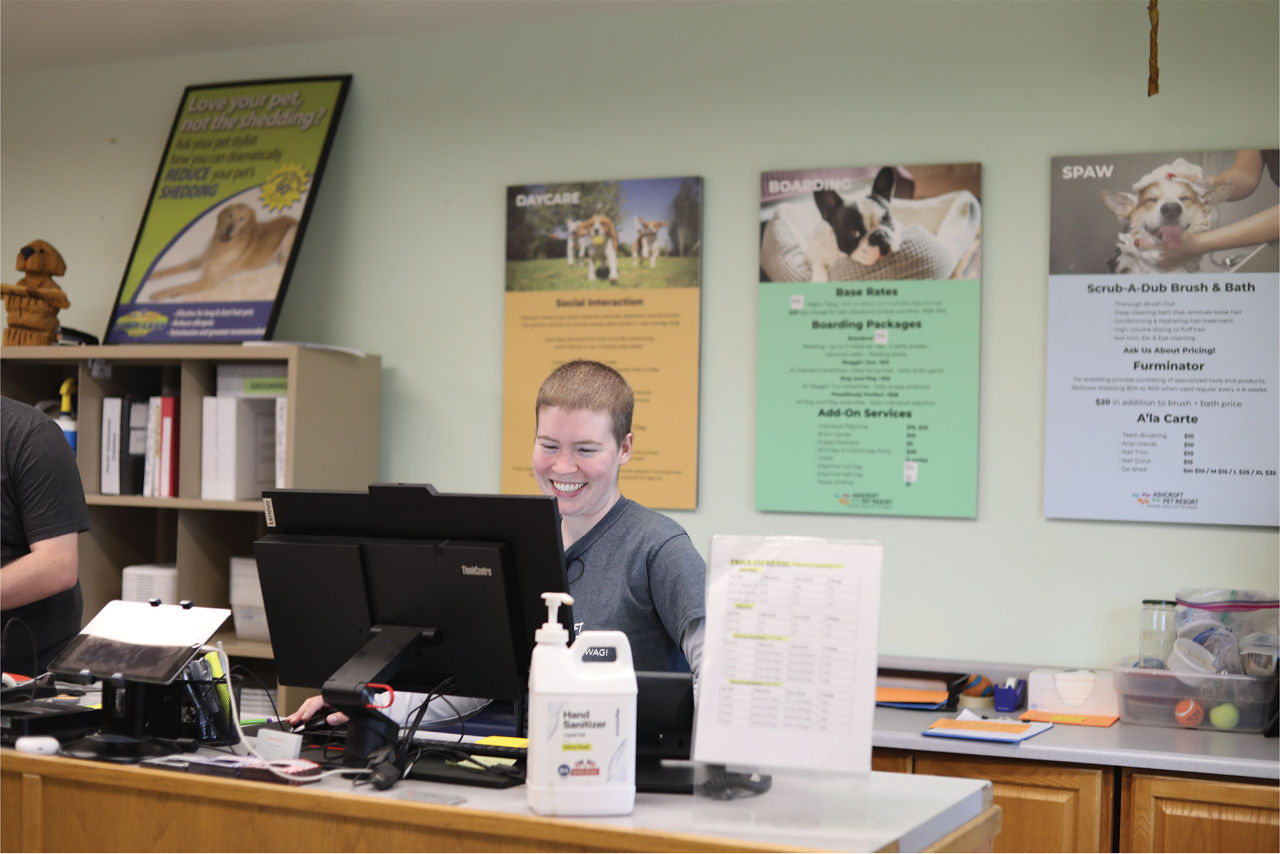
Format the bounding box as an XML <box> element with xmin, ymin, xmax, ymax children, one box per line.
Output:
<box><xmin>104</xmin><ymin>75</ymin><xmax>351</xmax><ymax>344</ymax></box>
<box><xmin>1045</xmin><ymin>149</ymin><xmax>1279</xmax><ymax>526</ymax></box>
<box><xmin>501</xmin><ymin>177</ymin><xmax>703</xmax><ymax>509</ymax></box>
<box><xmin>756</xmin><ymin>163</ymin><xmax>982</xmax><ymax>517</ymax></box>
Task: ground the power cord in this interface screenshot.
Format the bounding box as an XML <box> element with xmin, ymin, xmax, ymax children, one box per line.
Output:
<box><xmin>698</xmin><ymin>765</ymin><xmax>773</xmax><ymax>800</ymax></box>
<box><xmin>1</xmin><ymin>616</ymin><xmax>40</xmax><ymax>685</ymax></box>
<box><xmin>208</xmin><ymin>642</ymin><xmax>370</xmax><ymax>784</ymax></box>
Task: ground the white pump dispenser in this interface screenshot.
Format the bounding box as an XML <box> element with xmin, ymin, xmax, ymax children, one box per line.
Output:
<box><xmin>526</xmin><ymin>591</ymin><xmax>637</xmax><ymax>816</ymax></box>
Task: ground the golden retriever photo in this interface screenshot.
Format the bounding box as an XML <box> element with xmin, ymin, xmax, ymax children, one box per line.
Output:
<box><xmin>146</xmin><ymin>203</ymin><xmax>297</xmax><ymax>301</ymax></box>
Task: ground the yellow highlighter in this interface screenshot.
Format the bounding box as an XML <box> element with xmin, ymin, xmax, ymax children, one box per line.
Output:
<box><xmin>206</xmin><ymin>651</ymin><xmax>231</xmax><ymax>719</ymax></box>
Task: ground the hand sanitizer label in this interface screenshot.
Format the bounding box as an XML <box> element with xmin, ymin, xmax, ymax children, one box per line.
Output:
<box><xmin>531</xmin><ymin>698</ymin><xmax>633</xmax><ymax>785</ymax></box>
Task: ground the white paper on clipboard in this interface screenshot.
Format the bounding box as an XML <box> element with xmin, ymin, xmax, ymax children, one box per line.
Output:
<box><xmin>692</xmin><ymin>535</ymin><xmax>882</xmax><ymax>772</ymax></box>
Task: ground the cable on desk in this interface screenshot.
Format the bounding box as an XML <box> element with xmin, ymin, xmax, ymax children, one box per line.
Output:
<box><xmin>697</xmin><ymin>765</ymin><xmax>773</xmax><ymax>800</ymax></box>
<box><xmin>209</xmin><ymin>642</ymin><xmax>370</xmax><ymax>784</ymax></box>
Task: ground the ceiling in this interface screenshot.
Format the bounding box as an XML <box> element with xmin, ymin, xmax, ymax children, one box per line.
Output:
<box><xmin>1</xmin><ymin>0</ymin><xmax>693</xmax><ymax>75</ymax></box>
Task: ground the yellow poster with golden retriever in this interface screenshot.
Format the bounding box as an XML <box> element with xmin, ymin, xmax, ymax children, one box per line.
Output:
<box><xmin>501</xmin><ymin>177</ymin><xmax>703</xmax><ymax>510</ymax></box>
<box><xmin>105</xmin><ymin>75</ymin><xmax>351</xmax><ymax>343</ymax></box>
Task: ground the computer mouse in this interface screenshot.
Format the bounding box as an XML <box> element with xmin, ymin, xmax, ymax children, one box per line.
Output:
<box><xmin>291</xmin><ymin>716</ymin><xmax>340</xmax><ymax>735</ymax></box>
<box><xmin>15</xmin><ymin>736</ymin><xmax>61</xmax><ymax>755</ymax></box>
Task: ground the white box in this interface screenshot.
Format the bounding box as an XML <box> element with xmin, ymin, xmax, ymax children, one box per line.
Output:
<box><xmin>1027</xmin><ymin>668</ymin><xmax>1120</xmax><ymax>717</ymax></box>
<box><xmin>122</xmin><ymin>563</ymin><xmax>178</xmax><ymax>605</ymax></box>
<box><xmin>201</xmin><ymin>396</ymin><xmax>277</xmax><ymax>501</ymax></box>
<box><xmin>216</xmin><ymin>363</ymin><xmax>287</xmax><ymax>398</ymax></box>
<box><xmin>230</xmin><ymin>556</ymin><xmax>269</xmax><ymax>642</ymax></box>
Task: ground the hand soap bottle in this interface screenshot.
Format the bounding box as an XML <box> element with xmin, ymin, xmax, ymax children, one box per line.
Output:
<box><xmin>526</xmin><ymin>591</ymin><xmax>637</xmax><ymax>816</ymax></box>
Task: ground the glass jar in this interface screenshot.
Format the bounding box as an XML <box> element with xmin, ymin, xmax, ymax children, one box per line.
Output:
<box><xmin>1138</xmin><ymin>599</ymin><xmax>1177</xmax><ymax>668</ymax></box>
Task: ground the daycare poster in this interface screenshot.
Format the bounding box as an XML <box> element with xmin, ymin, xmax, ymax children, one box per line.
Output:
<box><xmin>756</xmin><ymin>163</ymin><xmax>982</xmax><ymax>517</ymax></box>
<box><xmin>501</xmin><ymin>176</ymin><xmax>703</xmax><ymax>510</ymax></box>
<box><xmin>104</xmin><ymin>75</ymin><xmax>351</xmax><ymax>343</ymax></box>
<box><xmin>1046</xmin><ymin>148</ymin><xmax>1279</xmax><ymax>526</ymax></box>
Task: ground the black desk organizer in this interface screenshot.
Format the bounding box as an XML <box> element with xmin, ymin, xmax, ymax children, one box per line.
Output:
<box><xmin>62</xmin><ymin>676</ymin><xmax>241</xmax><ymax>762</ymax></box>
<box><xmin>876</xmin><ymin>667</ymin><xmax>970</xmax><ymax>711</ymax></box>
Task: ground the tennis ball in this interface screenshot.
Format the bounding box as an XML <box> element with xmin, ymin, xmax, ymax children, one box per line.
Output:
<box><xmin>961</xmin><ymin>674</ymin><xmax>994</xmax><ymax>697</ymax></box>
<box><xmin>592</xmin><ymin>235</ymin><xmax>605</xmax><ymax>246</ymax></box>
<box><xmin>1174</xmin><ymin>698</ymin><xmax>1204</xmax><ymax>727</ymax></box>
<box><xmin>1209</xmin><ymin>702</ymin><xmax>1240</xmax><ymax>730</ymax></box>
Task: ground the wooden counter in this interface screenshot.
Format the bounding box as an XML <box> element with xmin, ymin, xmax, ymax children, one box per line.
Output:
<box><xmin>1</xmin><ymin>751</ymin><xmax>999</xmax><ymax>852</ymax></box>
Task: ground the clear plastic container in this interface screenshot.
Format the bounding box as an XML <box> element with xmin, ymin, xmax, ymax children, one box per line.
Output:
<box><xmin>1111</xmin><ymin>658</ymin><xmax>1277</xmax><ymax>732</ymax></box>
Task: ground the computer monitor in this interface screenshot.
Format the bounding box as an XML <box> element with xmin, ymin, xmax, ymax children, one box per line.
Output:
<box><xmin>253</xmin><ymin>483</ymin><xmax>572</xmax><ymax>766</ymax></box>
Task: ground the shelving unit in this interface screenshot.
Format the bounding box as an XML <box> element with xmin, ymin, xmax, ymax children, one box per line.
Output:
<box><xmin>1</xmin><ymin>343</ymin><xmax>381</xmax><ymax>711</ymax></box>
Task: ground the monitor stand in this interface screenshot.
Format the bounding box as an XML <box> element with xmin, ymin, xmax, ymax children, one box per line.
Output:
<box><xmin>61</xmin><ymin>732</ymin><xmax>190</xmax><ymax>764</ymax></box>
<box><xmin>636</xmin><ymin>758</ymin><xmax>695</xmax><ymax>794</ymax></box>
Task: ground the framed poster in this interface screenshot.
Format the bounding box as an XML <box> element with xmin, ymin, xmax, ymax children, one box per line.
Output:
<box><xmin>501</xmin><ymin>176</ymin><xmax>703</xmax><ymax>510</ymax></box>
<box><xmin>1046</xmin><ymin>148</ymin><xmax>1279</xmax><ymax>526</ymax></box>
<box><xmin>104</xmin><ymin>75</ymin><xmax>351</xmax><ymax>343</ymax></box>
<box><xmin>755</xmin><ymin>163</ymin><xmax>983</xmax><ymax>518</ymax></box>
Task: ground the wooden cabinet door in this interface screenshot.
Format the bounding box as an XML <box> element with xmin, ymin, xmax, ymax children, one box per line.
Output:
<box><xmin>916</xmin><ymin>754</ymin><xmax>1112</xmax><ymax>853</ymax></box>
<box><xmin>1121</xmin><ymin>769</ymin><xmax>1280</xmax><ymax>852</ymax></box>
<box><xmin>872</xmin><ymin>748</ymin><xmax>913</xmax><ymax>774</ymax></box>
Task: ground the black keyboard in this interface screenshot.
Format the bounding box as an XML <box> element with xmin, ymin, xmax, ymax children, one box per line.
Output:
<box><xmin>413</xmin><ymin>734</ymin><xmax>527</xmax><ymax>761</ymax></box>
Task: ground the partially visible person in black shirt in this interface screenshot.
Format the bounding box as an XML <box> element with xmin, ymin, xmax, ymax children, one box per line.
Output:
<box><xmin>2</xmin><ymin>396</ymin><xmax>91</xmax><ymax>676</ymax></box>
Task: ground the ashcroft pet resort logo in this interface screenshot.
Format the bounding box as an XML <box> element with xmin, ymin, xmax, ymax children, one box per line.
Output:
<box><xmin>1132</xmin><ymin>490</ymin><xmax>1199</xmax><ymax>510</ymax></box>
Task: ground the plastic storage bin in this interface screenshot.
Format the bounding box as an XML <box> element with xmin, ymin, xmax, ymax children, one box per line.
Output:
<box><xmin>1112</xmin><ymin>658</ymin><xmax>1277</xmax><ymax>732</ymax></box>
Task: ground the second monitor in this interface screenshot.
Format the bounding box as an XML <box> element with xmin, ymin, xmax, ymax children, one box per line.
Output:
<box><xmin>254</xmin><ymin>483</ymin><xmax>572</xmax><ymax>763</ymax></box>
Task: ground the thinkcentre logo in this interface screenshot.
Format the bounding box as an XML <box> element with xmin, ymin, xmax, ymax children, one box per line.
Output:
<box><xmin>461</xmin><ymin>565</ymin><xmax>493</xmax><ymax>576</ymax></box>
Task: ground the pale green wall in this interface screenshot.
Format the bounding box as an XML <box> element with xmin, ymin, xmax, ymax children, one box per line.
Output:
<box><xmin>3</xmin><ymin>0</ymin><xmax>1277</xmax><ymax>668</ymax></box>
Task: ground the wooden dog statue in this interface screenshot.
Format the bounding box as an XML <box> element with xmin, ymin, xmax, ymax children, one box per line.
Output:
<box><xmin>2</xmin><ymin>240</ymin><xmax>70</xmax><ymax>346</ymax></box>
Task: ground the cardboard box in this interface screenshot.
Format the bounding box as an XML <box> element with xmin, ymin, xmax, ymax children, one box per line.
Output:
<box><xmin>230</xmin><ymin>556</ymin><xmax>269</xmax><ymax>642</ymax></box>
<box><xmin>122</xmin><ymin>563</ymin><xmax>178</xmax><ymax>605</ymax></box>
<box><xmin>216</xmin><ymin>363</ymin><xmax>287</xmax><ymax>398</ymax></box>
<box><xmin>201</xmin><ymin>396</ymin><xmax>276</xmax><ymax>501</ymax></box>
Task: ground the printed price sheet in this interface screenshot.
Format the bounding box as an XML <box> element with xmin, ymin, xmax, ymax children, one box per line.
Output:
<box><xmin>693</xmin><ymin>536</ymin><xmax>882</xmax><ymax>772</ymax></box>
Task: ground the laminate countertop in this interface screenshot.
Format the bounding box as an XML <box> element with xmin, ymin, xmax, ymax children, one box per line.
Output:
<box><xmin>873</xmin><ymin>705</ymin><xmax>1278</xmax><ymax>779</ymax></box>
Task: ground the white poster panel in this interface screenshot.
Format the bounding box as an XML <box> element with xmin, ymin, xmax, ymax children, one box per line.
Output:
<box><xmin>1045</xmin><ymin>149</ymin><xmax>1278</xmax><ymax>526</ymax></box>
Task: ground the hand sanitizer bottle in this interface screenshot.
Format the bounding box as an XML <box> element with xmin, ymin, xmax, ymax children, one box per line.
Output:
<box><xmin>526</xmin><ymin>591</ymin><xmax>636</xmax><ymax>816</ymax></box>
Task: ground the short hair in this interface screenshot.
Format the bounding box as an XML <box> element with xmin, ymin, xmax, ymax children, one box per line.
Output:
<box><xmin>535</xmin><ymin>360</ymin><xmax>634</xmax><ymax>447</ymax></box>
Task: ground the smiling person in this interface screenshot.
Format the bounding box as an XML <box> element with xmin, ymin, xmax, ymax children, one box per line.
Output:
<box><xmin>532</xmin><ymin>360</ymin><xmax>705</xmax><ymax>678</ymax></box>
<box><xmin>287</xmin><ymin>360</ymin><xmax>705</xmax><ymax>727</ymax></box>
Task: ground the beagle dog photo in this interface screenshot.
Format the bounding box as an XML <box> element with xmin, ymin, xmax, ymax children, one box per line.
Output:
<box><xmin>633</xmin><ymin>216</ymin><xmax>669</xmax><ymax>268</ymax></box>
<box><xmin>1100</xmin><ymin>158</ymin><xmax>1217</xmax><ymax>274</ymax></box>
<box><xmin>576</xmin><ymin>213</ymin><xmax>619</xmax><ymax>283</ymax></box>
<box><xmin>147</xmin><ymin>202</ymin><xmax>298</xmax><ymax>300</ymax></box>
